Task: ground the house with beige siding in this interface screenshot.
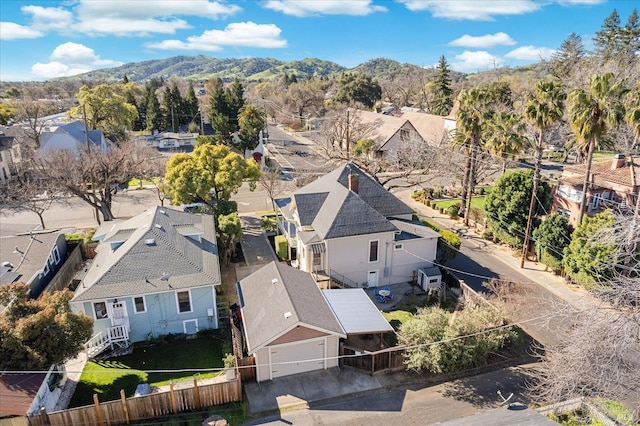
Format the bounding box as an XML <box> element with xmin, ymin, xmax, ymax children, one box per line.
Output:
<box><xmin>275</xmin><ymin>162</ymin><xmax>440</xmax><ymax>289</ymax></box>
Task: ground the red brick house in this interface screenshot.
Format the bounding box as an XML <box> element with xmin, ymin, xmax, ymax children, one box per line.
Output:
<box><xmin>552</xmin><ymin>154</ymin><xmax>640</xmax><ymax>227</ymax></box>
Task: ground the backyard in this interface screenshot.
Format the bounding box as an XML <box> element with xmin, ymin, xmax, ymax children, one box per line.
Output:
<box><xmin>69</xmin><ymin>332</ymin><xmax>229</xmax><ymax>408</ymax></box>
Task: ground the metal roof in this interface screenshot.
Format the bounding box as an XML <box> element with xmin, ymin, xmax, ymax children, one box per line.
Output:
<box><xmin>323</xmin><ymin>289</ymin><xmax>394</xmax><ymax>334</ymax></box>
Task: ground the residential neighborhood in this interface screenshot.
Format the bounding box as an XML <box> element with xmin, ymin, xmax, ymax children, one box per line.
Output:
<box><xmin>1</xmin><ymin>2</ymin><xmax>639</xmax><ymax>425</ymax></box>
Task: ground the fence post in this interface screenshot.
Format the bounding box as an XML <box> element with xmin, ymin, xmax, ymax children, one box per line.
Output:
<box><xmin>39</xmin><ymin>407</ymin><xmax>51</xmax><ymax>426</ymax></box>
<box><xmin>169</xmin><ymin>380</ymin><xmax>177</xmax><ymax>413</ymax></box>
<box><xmin>93</xmin><ymin>394</ymin><xmax>103</xmax><ymax>426</ymax></box>
<box><xmin>193</xmin><ymin>377</ymin><xmax>201</xmax><ymax>410</ymax></box>
<box><xmin>120</xmin><ymin>389</ymin><xmax>130</xmax><ymax>424</ymax></box>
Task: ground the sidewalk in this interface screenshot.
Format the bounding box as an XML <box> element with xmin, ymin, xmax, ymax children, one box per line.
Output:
<box><xmin>391</xmin><ymin>188</ymin><xmax>600</xmax><ymax>314</ymax></box>
<box><xmin>53</xmin><ymin>351</ymin><xmax>88</xmax><ymax>411</ymax></box>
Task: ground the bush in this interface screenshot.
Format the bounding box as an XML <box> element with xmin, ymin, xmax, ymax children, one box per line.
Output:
<box><xmin>439</xmin><ymin>230</ymin><xmax>461</xmax><ymax>262</ymax></box>
<box><xmin>447</xmin><ymin>204</ymin><xmax>460</xmax><ymax>218</ymax></box>
<box><xmin>274</xmin><ymin>235</ymin><xmax>288</xmax><ymax>260</ymax></box>
<box><xmin>420</xmin><ymin>219</ymin><xmax>440</xmax><ymax>232</ymax></box>
<box><xmin>482</xmin><ymin>229</ymin><xmax>494</xmax><ymax>240</ymax></box>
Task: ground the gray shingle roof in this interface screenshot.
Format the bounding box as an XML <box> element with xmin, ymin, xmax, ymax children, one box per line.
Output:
<box><xmin>72</xmin><ymin>206</ymin><xmax>220</xmax><ymax>302</ymax></box>
<box><xmin>0</xmin><ymin>229</ymin><xmax>63</xmax><ymax>286</ymax></box>
<box><xmin>238</xmin><ymin>261</ymin><xmax>345</xmax><ymax>353</ymax></box>
<box><xmin>274</xmin><ymin>162</ymin><xmax>414</xmax><ymax>240</ymax></box>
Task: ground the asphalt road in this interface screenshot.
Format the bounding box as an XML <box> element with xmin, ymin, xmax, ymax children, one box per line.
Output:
<box><xmin>244</xmin><ymin>365</ymin><xmax>536</xmax><ymax>426</ymax></box>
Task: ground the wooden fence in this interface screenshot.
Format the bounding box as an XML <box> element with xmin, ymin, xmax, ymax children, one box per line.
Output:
<box><xmin>42</xmin><ymin>243</ymin><xmax>83</xmax><ymax>295</ymax></box>
<box><xmin>341</xmin><ymin>344</ymin><xmax>406</xmax><ymax>375</ymax></box>
<box><xmin>230</xmin><ymin>318</ymin><xmax>256</xmax><ymax>381</ymax></box>
<box><xmin>28</xmin><ymin>376</ymin><xmax>241</xmax><ymax>426</ymax></box>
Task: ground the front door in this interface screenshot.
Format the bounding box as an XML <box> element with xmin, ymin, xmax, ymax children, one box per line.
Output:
<box><xmin>109</xmin><ymin>301</ymin><xmax>129</xmax><ymax>330</ymax></box>
<box><xmin>367</xmin><ymin>270</ymin><xmax>379</xmax><ymax>288</ymax></box>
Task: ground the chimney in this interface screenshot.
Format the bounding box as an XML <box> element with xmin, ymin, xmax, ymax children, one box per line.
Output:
<box><xmin>611</xmin><ymin>153</ymin><xmax>626</xmax><ymax>170</ymax></box>
<box><xmin>348</xmin><ymin>173</ymin><xmax>359</xmax><ymax>194</ymax></box>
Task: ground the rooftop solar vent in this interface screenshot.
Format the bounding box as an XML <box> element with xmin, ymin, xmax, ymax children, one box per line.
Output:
<box><xmin>284</xmin><ymin>311</ymin><xmax>292</xmax><ymax>319</ymax></box>
<box><xmin>145</xmin><ymin>239</ymin><xmax>156</xmax><ymax>245</ymax></box>
<box><xmin>271</xmin><ymin>278</ymin><xmax>278</xmax><ymax>285</ymax></box>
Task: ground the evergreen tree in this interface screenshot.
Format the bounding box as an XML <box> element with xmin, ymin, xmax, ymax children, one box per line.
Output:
<box><xmin>146</xmin><ymin>90</ymin><xmax>162</xmax><ymax>132</ymax></box>
<box><xmin>622</xmin><ymin>8</ymin><xmax>640</xmax><ymax>58</ymax></box>
<box><xmin>550</xmin><ymin>32</ymin><xmax>586</xmax><ymax>78</ymax></box>
<box><xmin>225</xmin><ymin>79</ymin><xmax>245</xmax><ymax>128</ymax></box>
<box><xmin>122</xmin><ymin>75</ymin><xmax>129</xmax><ymax>84</ymax></box>
<box><xmin>594</xmin><ymin>9</ymin><xmax>622</xmax><ymax>60</ymax></box>
<box><xmin>184</xmin><ymin>82</ymin><xmax>199</xmax><ymax>128</ymax></box>
<box><xmin>431</xmin><ymin>55</ymin><xmax>453</xmax><ymax>116</ymax></box>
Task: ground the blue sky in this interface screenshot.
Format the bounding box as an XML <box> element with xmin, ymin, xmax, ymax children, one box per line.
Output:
<box><xmin>0</xmin><ymin>0</ymin><xmax>636</xmax><ymax>81</ymax></box>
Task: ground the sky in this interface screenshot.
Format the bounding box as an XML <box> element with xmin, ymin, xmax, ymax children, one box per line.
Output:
<box><xmin>0</xmin><ymin>0</ymin><xmax>637</xmax><ymax>82</ymax></box>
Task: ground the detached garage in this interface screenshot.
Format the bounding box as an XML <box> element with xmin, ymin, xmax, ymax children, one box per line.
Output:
<box><xmin>237</xmin><ymin>262</ymin><xmax>346</xmax><ymax>382</ymax></box>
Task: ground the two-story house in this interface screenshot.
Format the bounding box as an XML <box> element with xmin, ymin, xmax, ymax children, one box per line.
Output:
<box><xmin>36</xmin><ymin>121</ymin><xmax>110</xmax><ymax>158</ymax></box>
<box><xmin>553</xmin><ymin>154</ymin><xmax>640</xmax><ymax>227</ymax></box>
<box><xmin>275</xmin><ymin>162</ymin><xmax>440</xmax><ymax>289</ymax></box>
<box><xmin>71</xmin><ymin>206</ymin><xmax>221</xmax><ymax>358</ymax></box>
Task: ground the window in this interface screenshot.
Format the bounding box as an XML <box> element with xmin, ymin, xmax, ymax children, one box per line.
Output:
<box><xmin>313</xmin><ymin>252</ymin><xmax>322</xmax><ymax>266</ymax></box>
<box><xmin>369</xmin><ymin>240</ymin><xmax>379</xmax><ymax>262</ymax></box>
<box><xmin>176</xmin><ymin>291</ymin><xmax>192</xmax><ymax>313</ymax></box>
<box><xmin>94</xmin><ymin>302</ymin><xmax>108</xmax><ymax>319</ymax></box>
<box><xmin>39</xmin><ymin>262</ymin><xmax>50</xmax><ymax>279</ymax></box>
<box><xmin>429</xmin><ymin>278</ymin><xmax>439</xmax><ymax>283</ymax></box>
<box><xmin>133</xmin><ymin>296</ymin><xmax>146</xmax><ymax>313</ymax></box>
<box><xmin>49</xmin><ymin>246</ymin><xmax>61</xmax><ymax>266</ymax></box>
<box><xmin>394</xmin><ymin>243</ymin><xmax>403</xmax><ymax>251</ymax></box>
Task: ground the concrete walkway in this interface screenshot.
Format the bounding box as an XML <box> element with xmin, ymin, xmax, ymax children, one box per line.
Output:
<box><xmin>53</xmin><ymin>351</ymin><xmax>88</xmax><ymax>411</ymax></box>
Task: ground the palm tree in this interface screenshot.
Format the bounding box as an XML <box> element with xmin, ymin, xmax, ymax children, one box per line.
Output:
<box><xmin>567</xmin><ymin>73</ymin><xmax>628</xmax><ymax>225</ymax></box>
<box><xmin>625</xmin><ymin>82</ymin><xmax>640</xmax><ymax>150</ymax></box>
<box><xmin>484</xmin><ymin>112</ymin><xmax>527</xmax><ymax>174</ymax></box>
<box><xmin>520</xmin><ymin>80</ymin><xmax>566</xmax><ymax>267</ymax></box>
<box><xmin>452</xmin><ymin>88</ymin><xmax>486</xmax><ymax>226</ymax></box>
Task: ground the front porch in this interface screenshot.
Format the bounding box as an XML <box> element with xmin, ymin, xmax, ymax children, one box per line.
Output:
<box><xmin>84</xmin><ymin>325</ymin><xmax>132</xmax><ymax>359</ymax></box>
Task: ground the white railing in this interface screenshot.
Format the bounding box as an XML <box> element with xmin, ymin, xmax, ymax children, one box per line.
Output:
<box><xmin>85</xmin><ymin>325</ymin><xmax>129</xmax><ymax>358</ymax></box>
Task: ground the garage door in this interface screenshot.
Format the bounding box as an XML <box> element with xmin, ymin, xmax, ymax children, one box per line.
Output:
<box><xmin>270</xmin><ymin>340</ymin><xmax>325</xmax><ymax>379</ymax></box>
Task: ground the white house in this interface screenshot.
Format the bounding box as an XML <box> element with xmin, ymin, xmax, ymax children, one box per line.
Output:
<box><xmin>36</xmin><ymin>121</ymin><xmax>110</xmax><ymax>158</ymax></box>
<box><xmin>275</xmin><ymin>162</ymin><xmax>440</xmax><ymax>288</ymax></box>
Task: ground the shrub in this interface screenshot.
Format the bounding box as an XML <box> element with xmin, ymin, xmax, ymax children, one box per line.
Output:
<box><xmin>439</xmin><ymin>230</ymin><xmax>461</xmax><ymax>262</ymax></box>
<box><xmin>482</xmin><ymin>229</ymin><xmax>494</xmax><ymax>240</ymax></box>
<box><xmin>274</xmin><ymin>235</ymin><xmax>288</xmax><ymax>260</ymax></box>
<box><xmin>447</xmin><ymin>204</ymin><xmax>460</xmax><ymax>218</ymax></box>
<box><xmin>420</xmin><ymin>219</ymin><xmax>440</xmax><ymax>232</ymax></box>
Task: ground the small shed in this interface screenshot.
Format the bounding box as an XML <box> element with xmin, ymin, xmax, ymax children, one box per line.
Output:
<box><xmin>417</xmin><ymin>266</ymin><xmax>442</xmax><ymax>292</ymax></box>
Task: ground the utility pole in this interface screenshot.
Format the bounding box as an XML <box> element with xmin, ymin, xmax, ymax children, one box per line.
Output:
<box><xmin>345</xmin><ymin>109</ymin><xmax>350</xmax><ymax>160</ymax></box>
<box><xmin>520</xmin><ymin>180</ymin><xmax>538</xmax><ymax>268</ymax></box>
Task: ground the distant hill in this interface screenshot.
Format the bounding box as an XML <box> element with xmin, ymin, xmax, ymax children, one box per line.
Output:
<box><xmin>63</xmin><ymin>56</ymin><xmax>349</xmax><ymax>83</ymax></box>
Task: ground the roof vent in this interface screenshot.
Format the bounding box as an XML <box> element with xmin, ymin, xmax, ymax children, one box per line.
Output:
<box><xmin>159</xmin><ymin>210</ymin><xmax>166</xmax><ymax>215</ymax></box>
<box><xmin>160</xmin><ymin>272</ymin><xmax>171</xmax><ymax>281</ymax></box>
<box><xmin>145</xmin><ymin>238</ymin><xmax>156</xmax><ymax>245</ymax></box>
<box><xmin>155</xmin><ymin>224</ymin><xmax>162</xmax><ymax>229</ymax></box>
<box><xmin>271</xmin><ymin>278</ymin><xmax>278</xmax><ymax>285</ymax></box>
<box><xmin>284</xmin><ymin>311</ymin><xmax>292</xmax><ymax>319</ymax></box>
<box><xmin>2</xmin><ymin>261</ymin><xmax>14</xmax><ymax>269</ymax></box>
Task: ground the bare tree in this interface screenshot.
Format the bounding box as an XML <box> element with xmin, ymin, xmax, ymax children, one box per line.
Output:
<box><xmin>0</xmin><ymin>168</ymin><xmax>61</xmax><ymax>229</ymax></box>
<box><xmin>33</xmin><ymin>139</ymin><xmax>147</xmax><ymax>222</ymax></box>
<box><xmin>259</xmin><ymin>166</ymin><xmax>285</xmax><ymax>212</ymax></box>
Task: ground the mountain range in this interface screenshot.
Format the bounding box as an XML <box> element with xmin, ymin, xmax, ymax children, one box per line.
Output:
<box><xmin>61</xmin><ymin>56</ymin><xmax>436</xmax><ymax>83</ymax></box>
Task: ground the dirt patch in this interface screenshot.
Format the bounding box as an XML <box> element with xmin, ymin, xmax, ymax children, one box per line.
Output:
<box><xmin>220</xmin><ymin>262</ymin><xmax>240</xmax><ymax>307</ymax></box>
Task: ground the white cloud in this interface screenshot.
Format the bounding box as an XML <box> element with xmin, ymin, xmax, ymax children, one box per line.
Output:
<box><xmin>74</xmin><ymin>0</ymin><xmax>241</xmax><ymax>36</ymax></box>
<box><xmin>146</xmin><ymin>22</ymin><xmax>287</xmax><ymax>51</ymax></box>
<box><xmin>31</xmin><ymin>42</ymin><xmax>123</xmax><ymax>79</ymax></box>
<box><xmin>505</xmin><ymin>45</ymin><xmax>556</xmax><ymax>61</ymax></box>
<box><xmin>450</xmin><ymin>51</ymin><xmax>501</xmax><ymax>72</ymax></box>
<box><xmin>557</xmin><ymin>0</ymin><xmax>606</xmax><ymax>4</ymax></box>
<box><xmin>264</xmin><ymin>0</ymin><xmax>386</xmax><ymax>17</ymax></box>
<box><xmin>449</xmin><ymin>32</ymin><xmax>516</xmax><ymax>48</ymax></box>
<box><xmin>21</xmin><ymin>5</ymin><xmax>74</xmax><ymax>32</ymax></box>
<box><xmin>0</xmin><ymin>22</ymin><xmax>43</xmax><ymax>40</ymax></box>
<box><xmin>397</xmin><ymin>0</ymin><xmax>539</xmax><ymax>20</ymax></box>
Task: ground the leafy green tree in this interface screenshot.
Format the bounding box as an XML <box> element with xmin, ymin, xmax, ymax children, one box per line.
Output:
<box><xmin>334</xmin><ymin>72</ymin><xmax>382</xmax><ymax>109</ymax></box>
<box><xmin>567</xmin><ymin>73</ymin><xmax>628</xmax><ymax>224</ymax></box>
<box><xmin>563</xmin><ymin>210</ymin><xmax>618</xmax><ymax>288</ymax></box>
<box><xmin>399</xmin><ymin>305</ymin><xmax>514</xmax><ymax>374</ymax></box>
<box><xmin>0</xmin><ymin>283</ymin><xmax>93</xmax><ymax>370</ymax></box>
<box><xmin>485</xmin><ymin>169</ymin><xmax>551</xmax><ymax>249</ymax></box>
<box><xmin>69</xmin><ymin>84</ymin><xmax>138</xmax><ymax>142</ymax></box>
<box><xmin>217</xmin><ymin>212</ymin><xmax>242</xmax><ymax>266</ymax></box>
<box><xmin>431</xmin><ymin>55</ymin><xmax>453</xmax><ymax>116</ymax></box>
<box><xmin>0</xmin><ymin>100</ymin><xmax>17</xmax><ymax>125</ymax></box>
<box><xmin>532</xmin><ymin>213</ymin><xmax>573</xmax><ymax>272</ymax></box>
<box><xmin>483</xmin><ymin>111</ymin><xmax>527</xmax><ymax>173</ymax></box>
<box><xmin>237</xmin><ymin>103</ymin><xmax>266</xmax><ymax>153</ymax></box>
<box><xmin>164</xmin><ymin>144</ymin><xmax>260</xmax><ymax>209</ymax></box>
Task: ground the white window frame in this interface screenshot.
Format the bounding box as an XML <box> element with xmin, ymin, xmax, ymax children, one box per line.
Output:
<box><xmin>369</xmin><ymin>239</ymin><xmax>379</xmax><ymax>263</ymax></box>
<box><xmin>175</xmin><ymin>290</ymin><xmax>193</xmax><ymax>314</ymax></box>
<box><xmin>39</xmin><ymin>262</ymin><xmax>50</xmax><ymax>279</ymax></box>
<box><xmin>49</xmin><ymin>246</ymin><xmax>61</xmax><ymax>265</ymax></box>
<box><xmin>394</xmin><ymin>243</ymin><xmax>403</xmax><ymax>251</ymax></box>
<box><xmin>93</xmin><ymin>301</ymin><xmax>109</xmax><ymax>320</ymax></box>
<box><xmin>133</xmin><ymin>296</ymin><xmax>147</xmax><ymax>314</ymax></box>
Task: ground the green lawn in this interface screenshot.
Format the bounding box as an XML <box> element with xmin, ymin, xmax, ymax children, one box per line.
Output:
<box><xmin>435</xmin><ymin>196</ymin><xmax>486</xmax><ymax>211</ymax></box>
<box><xmin>127</xmin><ymin>177</ymin><xmax>161</xmax><ymax>188</ymax></box>
<box><xmin>69</xmin><ymin>335</ymin><xmax>226</xmax><ymax>408</ymax></box>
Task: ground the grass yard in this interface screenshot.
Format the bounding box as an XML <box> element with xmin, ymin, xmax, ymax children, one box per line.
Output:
<box><xmin>435</xmin><ymin>196</ymin><xmax>486</xmax><ymax>211</ymax></box>
<box><xmin>127</xmin><ymin>177</ymin><xmax>161</xmax><ymax>188</ymax></box>
<box><xmin>69</xmin><ymin>335</ymin><xmax>226</xmax><ymax>408</ymax></box>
